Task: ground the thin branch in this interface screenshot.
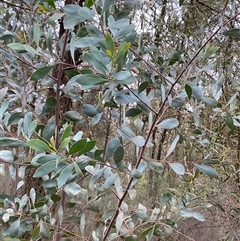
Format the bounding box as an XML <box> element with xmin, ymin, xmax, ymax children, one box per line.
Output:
<box><xmin>0</xmin><ymin>158</ymin><xmax>29</xmax><ymax>166</ymax></box>
<box><xmin>54</xmin><ymin>29</ymin><xmax>69</xmax><ymax>241</ymax></box>
<box><xmin>0</xmin><ymin>46</ymin><xmax>58</xmax><ymax>82</ymax></box>
<box><xmin>130</xmin><ymin>48</ymin><xmax>172</xmax><ymax>85</ymax></box>
<box><xmin>102</xmin><ymin>10</ymin><xmax>240</xmax><ymax>240</ymax></box>
<box><xmin>0</xmin><ymin>0</ymin><xmax>31</xmax><ymax>11</ymax></box>
<box><xmin>124</xmin><ymin>85</ymin><xmax>157</xmax><ymax>114</ymax></box>
<box><xmin>55</xmin><ymin>30</ymin><xmax>69</xmax><ymax>149</ymax></box>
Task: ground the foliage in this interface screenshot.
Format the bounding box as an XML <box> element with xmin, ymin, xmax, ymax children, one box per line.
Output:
<box><xmin>0</xmin><ymin>0</ymin><xmax>240</xmax><ymax>240</ymax></box>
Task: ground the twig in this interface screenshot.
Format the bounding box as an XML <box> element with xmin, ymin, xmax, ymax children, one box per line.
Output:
<box><xmin>130</xmin><ymin>47</ymin><xmax>172</xmax><ymax>85</ymax></box>
<box><xmin>0</xmin><ymin>46</ymin><xmax>57</xmax><ymax>82</ymax></box>
<box><xmin>0</xmin><ymin>0</ymin><xmax>31</xmax><ymax>11</ymax></box>
<box><xmin>124</xmin><ymin>85</ymin><xmax>157</xmax><ymax>114</ymax></box>
<box><xmin>54</xmin><ymin>29</ymin><xmax>69</xmax><ymax>241</ymax></box>
<box><xmin>0</xmin><ymin>158</ymin><xmax>29</xmax><ymax>166</ymax></box>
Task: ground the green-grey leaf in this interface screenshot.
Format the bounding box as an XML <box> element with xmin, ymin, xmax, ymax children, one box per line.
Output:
<box><xmin>0</xmin><ymin>87</ymin><xmax>8</xmax><ymax>104</ymax></box>
<box><xmin>40</xmin><ymin>96</ymin><xmax>57</xmax><ymax>116</ymax></box>
<box><xmin>105</xmin><ymin>138</ymin><xmax>120</xmax><ymax>160</ymax></box>
<box><xmin>161</xmin><ymin>193</ymin><xmax>172</xmax><ymax>207</ymax></box>
<box><xmin>64</xmin><ymin>182</ymin><xmax>81</xmax><ymax>196</ymax></box>
<box><xmin>204</xmin><ymin>45</ymin><xmax>220</xmax><ymax>59</ymax></box>
<box><xmin>90</xmin><ymin>169</ymin><xmax>104</xmax><ymax>184</ymax></box>
<box><xmin>125</xmin><ymin>235</ymin><xmax>139</xmax><ymax>241</ymax></box>
<box><xmin>63</xmin><ymin>111</ymin><xmax>82</xmax><ymax>122</ymax></box>
<box><xmin>138</xmin><ymin>161</ymin><xmax>148</xmax><ymax>173</ymax></box>
<box><xmin>131</xmin><ymin>169</ymin><xmax>142</xmax><ymax>179</ymax></box>
<box><xmin>0</xmin><ymin>137</ymin><xmax>27</xmax><ymax>147</ymax></box>
<box><xmin>40</xmin><ymin>222</ymin><xmax>50</xmax><ymax>239</ymax></box>
<box><xmin>30</xmin><ymin>65</ymin><xmax>54</xmax><ymax>81</ymax></box>
<box><xmin>139</xmin><ymin>226</ymin><xmax>154</xmax><ymax>239</ymax></box>
<box><xmin>7</xmin><ymin>43</ymin><xmax>26</xmax><ymax>51</ymax></box>
<box><xmin>77</xmin><ymin>7</ymin><xmax>95</xmax><ymax>21</ymax></box>
<box><xmin>116</xmin><ymin>42</ymin><xmax>131</xmax><ymax>62</ymax></box>
<box><xmin>203</xmin><ymin>97</ymin><xmax>217</xmax><ymax>106</ymax></box>
<box><xmin>34</xmin><ymin>160</ymin><xmax>57</xmax><ymax>177</ymax></box>
<box><xmin>46</xmin><ymin>29</ymin><xmax>53</xmax><ymax>55</ymax></box>
<box><xmin>74</xmin><ymin>37</ymin><xmax>101</xmax><ymax>48</ymax></box>
<box><xmin>75</xmin><ymin>74</ymin><xmax>108</xmax><ymax>86</ymax></box>
<box><xmin>113</xmin><ymin>71</ymin><xmax>137</xmax><ymax>85</ymax></box>
<box><xmin>23</xmin><ymin>44</ymin><xmax>40</xmax><ymax>55</ymax></box>
<box><xmin>126</xmin><ymin>108</ymin><xmax>142</xmax><ymax>117</ymax></box>
<box><xmin>105</xmin><ymin>32</ymin><xmax>114</xmax><ymax>55</ymax></box>
<box><xmin>0</xmin><ymin>150</ymin><xmax>14</xmax><ymax>163</ymax></box>
<box><xmin>226</xmin><ymin>112</ymin><xmax>234</xmax><ymax>130</ymax></box>
<box><xmin>82</xmin><ymin>104</ymin><xmax>105</xmax><ymax>118</ymax></box>
<box><xmin>223</xmin><ymin>28</ymin><xmax>240</xmax><ymax>37</ymax></box>
<box><xmin>68</xmin><ymin>139</ymin><xmax>87</xmax><ymax>155</ymax></box>
<box><xmin>138</xmin><ymin>81</ymin><xmax>149</xmax><ymax>94</ymax></box>
<box><xmin>27</xmin><ymin>139</ymin><xmax>54</xmax><ymax>152</ymax></box>
<box><xmin>113</xmin><ymin>145</ymin><xmax>124</xmax><ymax>164</ymax></box>
<box><xmin>9</xmin><ymin>218</ymin><xmax>20</xmax><ymax>237</ymax></box>
<box><xmin>135</xmin><ymin>211</ymin><xmax>148</xmax><ymax>221</ymax></box>
<box><xmin>102</xmin><ymin>0</ymin><xmax>114</xmax><ymax>14</ymax></box>
<box><xmin>90</xmin><ymin>113</ymin><xmax>103</xmax><ymax>126</ymax></box>
<box><xmin>157</xmin><ymin>118</ymin><xmax>179</xmax><ymax>129</ymax></box>
<box><xmin>61</xmin><ymin>124</ymin><xmax>72</xmax><ymax>141</ymax></box>
<box><xmin>203</xmin><ymin>158</ymin><xmax>220</xmax><ymax>165</ymax></box>
<box><xmin>34</xmin><ymin>23</ymin><xmax>41</xmax><ymax>48</ymax></box>
<box><xmin>148</xmin><ymin>161</ymin><xmax>164</xmax><ymax>174</ymax></box>
<box><xmin>63</xmin><ymin>4</ymin><xmax>81</xmax><ymax>17</ymax></box>
<box><xmin>185</xmin><ymin>84</ymin><xmax>192</xmax><ymax>100</ymax></box>
<box><xmin>63</xmin><ymin>15</ymin><xmax>82</xmax><ymax>29</ymax></box>
<box><xmin>101</xmin><ymin>209</ymin><xmax>115</xmax><ymax>222</ymax></box>
<box><xmin>103</xmin><ymin>173</ymin><xmax>118</xmax><ymax>189</ymax></box>
<box><xmin>108</xmin><ymin>19</ymin><xmax>129</xmax><ymax>30</ymax></box>
<box><xmin>168</xmin><ymin>162</ymin><xmax>185</xmax><ymax>175</ymax></box>
<box><xmin>59</xmin><ymin>137</ymin><xmax>70</xmax><ymax>151</ymax></box>
<box><xmin>42</xmin><ymin>122</ymin><xmax>55</xmax><ymax>141</ymax></box>
<box><xmin>166</xmin><ymin>135</ymin><xmax>179</xmax><ymax>157</ymax></box>
<box><xmin>78</xmin><ymin>140</ymin><xmax>96</xmax><ymax>155</ymax></box>
<box><xmin>57</xmin><ymin>164</ymin><xmax>74</xmax><ymax>188</ymax></box>
<box><xmin>179</xmin><ymin>208</ymin><xmax>194</xmax><ymax>218</ymax></box>
<box><xmin>117</xmin><ymin>126</ymin><xmax>135</xmax><ymax>141</ymax></box>
<box><xmin>193</xmin><ymin>211</ymin><xmax>205</xmax><ymax>221</ymax></box>
<box><xmin>114</xmin><ymin>24</ymin><xmax>135</xmax><ymax>40</ymax></box>
<box><xmin>194</xmin><ymin>163</ymin><xmax>218</xmax><ymax>178</ymax></box>
<box><xmin>131</xmin><ymin>135</ymin><xmax>145</xmax><ymax>147</ymax></box>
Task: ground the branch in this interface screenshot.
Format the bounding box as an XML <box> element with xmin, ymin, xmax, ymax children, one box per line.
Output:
<box><xmin>102</xmin><ymin>10</ymin><xmax>240</xmax><ymax>240</ymax></box>
<box><xmin>0</xmin><ymin>0</ymin><xmax>31</xmax><ymax>11</ymax></box>
<box><xmin>0</xmin><ymin>158</ymin><xmax>29</xmax><ymax>166</ymax></box>
<box><xmin>130</xmin><ymin>48</ymin><xmax>172</xmax><ymax>85</ymax></box>
<box><xmin>54</xmin><ymin>30</ymin><xmax>69</xmax><ymax>241</ymax></box>
<box><xmin>55</xmin><ymin>30</ymin><xmax>69</xmax><ymax>149</ymax></box>
<box><xmin>0</xmin><ymin>46</ymin><xmax>57</xmax><ymax>82</ymax></box>
<box><xmin>124</xmin><ymin>85</ymin><xmax>157</xmax><ymax>115</ymax></box>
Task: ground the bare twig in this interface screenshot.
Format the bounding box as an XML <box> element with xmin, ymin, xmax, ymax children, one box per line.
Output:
<box><xmin>54</xmin><ymin>29</ymin><xmax>69</xmax><ymax>241</ymax></box>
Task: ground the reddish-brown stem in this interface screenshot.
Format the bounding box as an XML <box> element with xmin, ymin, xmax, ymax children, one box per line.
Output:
<box><xmin>54</xmin><ymin>30</ymin><xmax>69</xmax><ymax>241</ymax></box>
<box><xmin>103</xmin><ymin>11</ymin><xmax>240</xmax><ymax>240</ymax></box>
<box><xmin>55</xmin><ymin>31</ymin><xmax>69</xmax><ymax>149</ymax></box>
<box><xmin>129</xmin><ymin>48</ymin><xmax>172</xmax><ymax>85</ymax></box>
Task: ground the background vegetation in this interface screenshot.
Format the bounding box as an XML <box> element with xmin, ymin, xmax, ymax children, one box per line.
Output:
<box><xmin>0</xmin><ymin>0</ymin><xmax>240</xmax><ymax>240</ymax></box>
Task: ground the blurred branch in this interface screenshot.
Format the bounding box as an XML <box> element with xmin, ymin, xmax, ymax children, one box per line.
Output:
<box><xmin>0</xmin><ymin>0</ymin><xmax>31</xmax><ymax>11</ymax></box>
